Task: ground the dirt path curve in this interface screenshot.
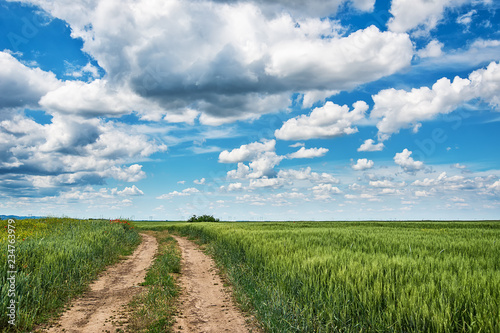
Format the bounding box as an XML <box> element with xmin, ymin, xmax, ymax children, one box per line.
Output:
<box><xmin>173</xmin><ymin>235</ymin><xmax>258</xmax><ymax>333</ymax></box>
<box><xmin>43</xmin><ymin>233</ymin><xmax>158</xmax><ymax>333</ymax></box>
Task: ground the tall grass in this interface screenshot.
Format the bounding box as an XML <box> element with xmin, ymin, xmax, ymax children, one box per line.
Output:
<box><xmin>161</xmin><ymin>221</ymin><xmax>500</xmax><ymax>332</ymax></box>
<box><xmin>0</xmin><ymin>218</ymin><xmax>140</xmax><ymax>332</ymax></box>
<box><xmin>126</xmin><ymin>231</ymin><xmax>181</xmax><ymax>332</ymax></box>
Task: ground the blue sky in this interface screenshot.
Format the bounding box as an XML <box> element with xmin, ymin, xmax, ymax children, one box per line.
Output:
<box><xmin>0</xmin><ymin>0</ymin><xmax>499</xmax><ymax>220</ymax></box>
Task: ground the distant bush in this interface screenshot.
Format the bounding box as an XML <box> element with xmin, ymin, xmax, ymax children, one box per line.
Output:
<box><xmin>187</xmin><ymin>214</ymin><xmax>219</xmax><ymax>222</ymax></box>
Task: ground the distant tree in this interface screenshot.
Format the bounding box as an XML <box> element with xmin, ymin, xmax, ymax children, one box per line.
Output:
<box><xmin>187</xmin><ymin>214</ymin><xmax>220</xmax><ymax>222</ymax></box>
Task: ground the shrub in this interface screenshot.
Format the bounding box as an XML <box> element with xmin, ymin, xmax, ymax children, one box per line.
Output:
<box><xmin>187</xmin><ymin>214</ymin><xmax>220</xmax><ymax>222</ymax></box>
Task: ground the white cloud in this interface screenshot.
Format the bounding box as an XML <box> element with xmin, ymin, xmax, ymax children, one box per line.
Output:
<box><xmin>275</xmin><ymin>101</ymin><xmax>368</xmax><ymax>140</ymax></box>
<box><xmin>387</xmin><ymin>0</ymin><xmax>470</xmax><ymax>34</ymax></box>
<box><xmin>228</xmin><ymin>182</ymin><xmax>243</xmax><ymax>191</ymax></box>
<box><xmin>104</xmin><ymin>164</ymin><xmax>146</xmax><ymax>183</ymax></box>
<box><xmin>222</xmin><ymin>139</ymin><xmax>284</xmax><ymax>179</ymax></box>
<box><xmin>65</xmin><ymin>61</ymin><xmax>100</xmax><ymax>79</ymax></box>
<box><xmin>311</xmin><ymin>183</ymin><xmax>342</xmax><ymax>200</ymax></box>
<box><xmin>301</xmin><ymin>89</ymin><xmax>339</xmax><ymax>108</ymax></box>
<box><xmin>456</xmin><ymin>10</ymin><xmax>476</xmax><ymax>27</ymax></box>
<box><xmin>417</xmin><ymin>39</ymin><xmax>444</xmax><ymax>58</ymax></box>
<box><xmin>415</xmin><ymin>190</ymin><xmax>431</xmax><ymax>197</ymax></box>
<box><xmin>357</xmin><ymin>139</ymin><xmax>384</xmax><ymax>152</ymax></box>
<box><xmin>369</xmin><ymin>180</ymin><xmax>405</xmax><ymax>188</ymax></box>
<box><xmin>156</xmin><ymin>187</ymin><xmax>200</xmax><ymax>199</ymax></box>
<box><xmin>249</xmin><ymin>178</ymin><xmax>284</xmax><ymax>188</ymax></box>
<box><xmin>287</xmin><ymin>147</ymin><xmax>328</xmax><ymax>159</ymax></box>
<box><xmin>289</xmin><ymin>142</ymin><xmax>305</xmax><ymax>148</ymax></box>
<box><xmin>117</xmin><ymin>185</ymin><xmax>144</xmax><ymax>196</ymax></box>
<box><xmin>410</xmin><ymin>172</ymin><xmax>498</xmax><ymax>193</ymax></box>
<box><xmin>488</xmin><ymin>180</ymin><xmax>500</xmax><ymax>191</ymax></box>
<box><xmin>226</xmin><ymin>152</ymin><xmax>284</xmax><ymax>179</ymax></box>
<box><xmin>219</xmin><ymin>139</ymin><xmax>276</xmax><ymax>163</ymax></box>
<box><xmin>394</xmin><ymin>149</ymin><xmax>424</xmax><ymax>173</ymax></box>
<box><xmin>277</xmin><ymin>167</ymin><xmax>339</xmax><ymax>183</ymax></box>
<box><xmin>194</xmin><ymin>178</ymin><xmax>206</xmax><ymax>185</ymax></box>
<box><xmin>213</xmin><ymin>0</ymin><xmax>375</xmax><ymax>18</ymax></box>
<box><xmin>0</xmin><ymin>112</ymin><xmax>166</xmax><ymax>197</ymax></box>
<box><xmin>352</xmin><ymin>158</ymin><xmax>374</xmax><ymax>171</ymax></box>
<box><xmin>11</xmin><ymin>1</ymin><xmax>411</xmax><ymax>124</ymax></box>
<box><xmin>248</xmin><ymin>152</ymin><xmax>284</xmax><ymax>178</ymax></box>
<box><xmin>39</xmin><ymin>79</ymin><xmax>165</xmax><ymax>118</ymax></box>
<box><xmin>273</xmin><ymin>191</ymin><xmax>306</xmax><ymax>200</ymax></box>
<box><xmin>227</xmin><ymin>163</ymin><xmax>251</xmax><ymax>179</ymax></box>
<box><xmin>371</xmin><ymin>61</ymin><xmax>500</xmax><ymax>139</ymax></box>
<box><xmin>451</xmin><ymin>163</ymin><xmax>467</xmax><ymax>169</ymax></box>
<box><xmin>0</xmin><ymin>51</ymin><xmax>60</xmax><ymax>110</ymax></box>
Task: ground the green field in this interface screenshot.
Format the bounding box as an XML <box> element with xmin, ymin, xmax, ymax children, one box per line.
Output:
<box><xmin>135</xmin><ymin>220</ymin><xmax>500</xmax><ymax>332</ymax></box>
<box><xmin>0</xmin><ymin>218</ymin><xmax>140</xmax><ymax>332</ymax></box>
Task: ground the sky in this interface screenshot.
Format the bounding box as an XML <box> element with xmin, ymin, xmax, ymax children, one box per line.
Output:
<box><xmin>0</xmin><ymin>0</ymin><xmax>499</xmax><ymax>221</ymax></box>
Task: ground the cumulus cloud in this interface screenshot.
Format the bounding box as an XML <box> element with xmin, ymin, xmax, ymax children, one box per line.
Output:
<box><xmin>369</xmin><ymin>180</ymin><xmax>405</xmax><ymax>188</ymax></box>
<box><xmin>249</xmin><ymin>177</ymin><xmax>285</xmax><ymax>188</ymax></box>
<box><xmin>156</xmin><ymin>187</ymin><xmax>200</xmax><ymax>199</ymax></box>
<box><xmin>194</xmin><ymin>178</ymin><xmax>206</xmax><ymax>185</ymax></box>
<box><xmin>417</xmin><ymin>39</ymin><xmax>444</xmax><ymax>58</ymax></box>
<box><xmin>287</xmin><ymin>147</ymin><xmax>328</xmax><ymax>159</ymax></box>
<box><xmin>289</xmin><ymin>142</ymin><xmax>305</xmax><ymax>148</ymax></box>
<box><xmin>104</xmin><ymin>165</ymin><xmax>146</xmax><ymax>183</ymax></box>
<box><xmin>394</xmin><ymin>149</ymin><xmax>424</xmax><ymax>173</ymax></box>
<box><xmin>10</xmin><ymin>0</ymin><xmax>411</xmax><ymax>124</ymax></box>
<box><xmin>117</xmin><ymin>185</ymin><xmax>144</xmax><ymax>196</ymax></box>
<box><xmin>409</xmin><ymin>171</ymin><xmax>497</xmax><ymax>193</ymax></box>
<box><xmin>0</xmin><ymin>51</ymin><xmax>60</xmax><ymax>110</ymax></box>
<box><xmin>357</xmin><ymin>139</ymin><xmax>385</xmax><ymax>152</ymax></box>
<box><xmin>225</xmin><ymin>153</ymin><xmax>284</xmax><ymax>179</ymax></box>
<box><xmin>311</xmin><ymin>183</ymin><xmax>342</xmax><ymax>200</ymax></box>
<box><xmin>277</xmin><ymin>167</ymin><xmax>339</xmax><ymax>183</ymax></box>
<box><xmin>247</xmin><ymin>152</ymin><xmax>285</xmax><ymax>178</ymax></box>
<box><xmin>211</xmin><ymin>0</ymin><xmax>375</xmax><ymax>18</ymax></box>
<box><xmin>39</xmin><ymin>79</ymin><xmax>164</xmax><ymax>118</ymax></box>
<box><xmin>275</xmin><ymin>101</ymin><xmax>368</xmax><ymax>140</ymax></box>
<box><xmin>371</xmin><ymin>61</ymin><xmax>500</xmax><ymax>140</ymax></box>
<box><xmin>489</xmin><ymin>180</ymin><xmax>500</xmax><ymax>191</ymax></box>
<box><xmin>352</xmin><ymin>158</ymin><xmax>374</xmax><ymax>171</ymax></box>
<box><xmin>388</xmin><ymin>0</ymin><xmax>471</xmax><ymax>34</ymax></box>
<box><xmin>0</xmin><ymin>113</ymin><xmax>164</xmax><ymax>196</ymax></box>
<box><xmin>221</xmin><ymin>140</ymin><xmax>284</xmax><ymax>179</ymax></box>
<box><xmin>219</xmin><ymin>140</ymin><xmax>276</xmax><ymax>163</ymax></box>
<box><xmin>227</xmin><ymin>182</ymin><xmax>244</xmax><ymax>191</ymax></box>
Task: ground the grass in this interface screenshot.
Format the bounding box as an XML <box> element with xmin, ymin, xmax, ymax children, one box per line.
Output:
<box><xmin>125</xmin><ymin>230</ymin><xmax>181</xmax><ymax>332</ymax></box>
<box><xmin>0</xmin><ymin>217</ymin><xmax>141</xmax><ymax>332</ymax></box>
<box><xmin>134</xmin><ymin>220</ymin><xmax>500</xmax><ymax>332</ymax></box>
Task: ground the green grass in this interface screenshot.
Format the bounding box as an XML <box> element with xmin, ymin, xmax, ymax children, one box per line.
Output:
<box><xmin>0</xmin><ymin>218</ymin><xmax>141</xmax><ymax>332</ymax></box>
<box><xmin>136</xmin><ymin>221</ymin><xmax>500</xmax><ymax>332</ymax></box>
<box><xmin>125</xmin><ymin>231</ymin><xmax>181</xmax><ymax>332</ymax></box>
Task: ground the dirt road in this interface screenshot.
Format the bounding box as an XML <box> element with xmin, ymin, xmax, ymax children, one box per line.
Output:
<box><xmin>173</xmin><ymin>235</ymin><xmax>258</xmax><ymax>333</ymax></box>
<box><xmin>42</xmin><ymin>233</ymin><xmax>158</xmax><ymax>333</ymax></box>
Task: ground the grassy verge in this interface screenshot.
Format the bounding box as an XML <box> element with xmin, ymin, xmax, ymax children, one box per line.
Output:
<box><xmin>160</xmin><ymin>221</ymin><xmax>500</xmax><ymax>333</ymax></box>
<box><xmin>0</xmin><ymin>218</ymin><xmax>140</xmax><ymax>332</ymax></box>
<box><xmin>125</xmin><ymin>231</ymin><xmax>181</xmax><ymax>332</ymax></box>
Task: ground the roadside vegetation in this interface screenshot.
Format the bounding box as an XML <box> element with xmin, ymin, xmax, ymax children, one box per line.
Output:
<box><xmin>0</xmin><ymin>217</ymin><xmax>140</xmax><ymax>332</ymax></box>
<box><xmin>156</xmin><ymin>221</ymin><xmax>500</xmax><ymax>332</ymax></box>
<box><xmin>126</xmin><ymin>230</ymin><xmax>181</xmax><ymax>332</ymax></box>
<box><xmin>187</xmin><ymin>214</ymin><xmax>220</xmax><ymax>222</ymax></box>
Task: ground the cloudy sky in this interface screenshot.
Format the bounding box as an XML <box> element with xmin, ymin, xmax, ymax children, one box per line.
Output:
<box><xmin>0</xmin><ymin>0</ymin><xmax>499</xmax><ymax>220</ymax></box>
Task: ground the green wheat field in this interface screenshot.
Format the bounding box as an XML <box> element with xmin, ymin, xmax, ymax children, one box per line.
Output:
<box><xmin>2</xmin><ymin>218</ymin><xmax>500</xmax><ymax>332</ymax></box>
